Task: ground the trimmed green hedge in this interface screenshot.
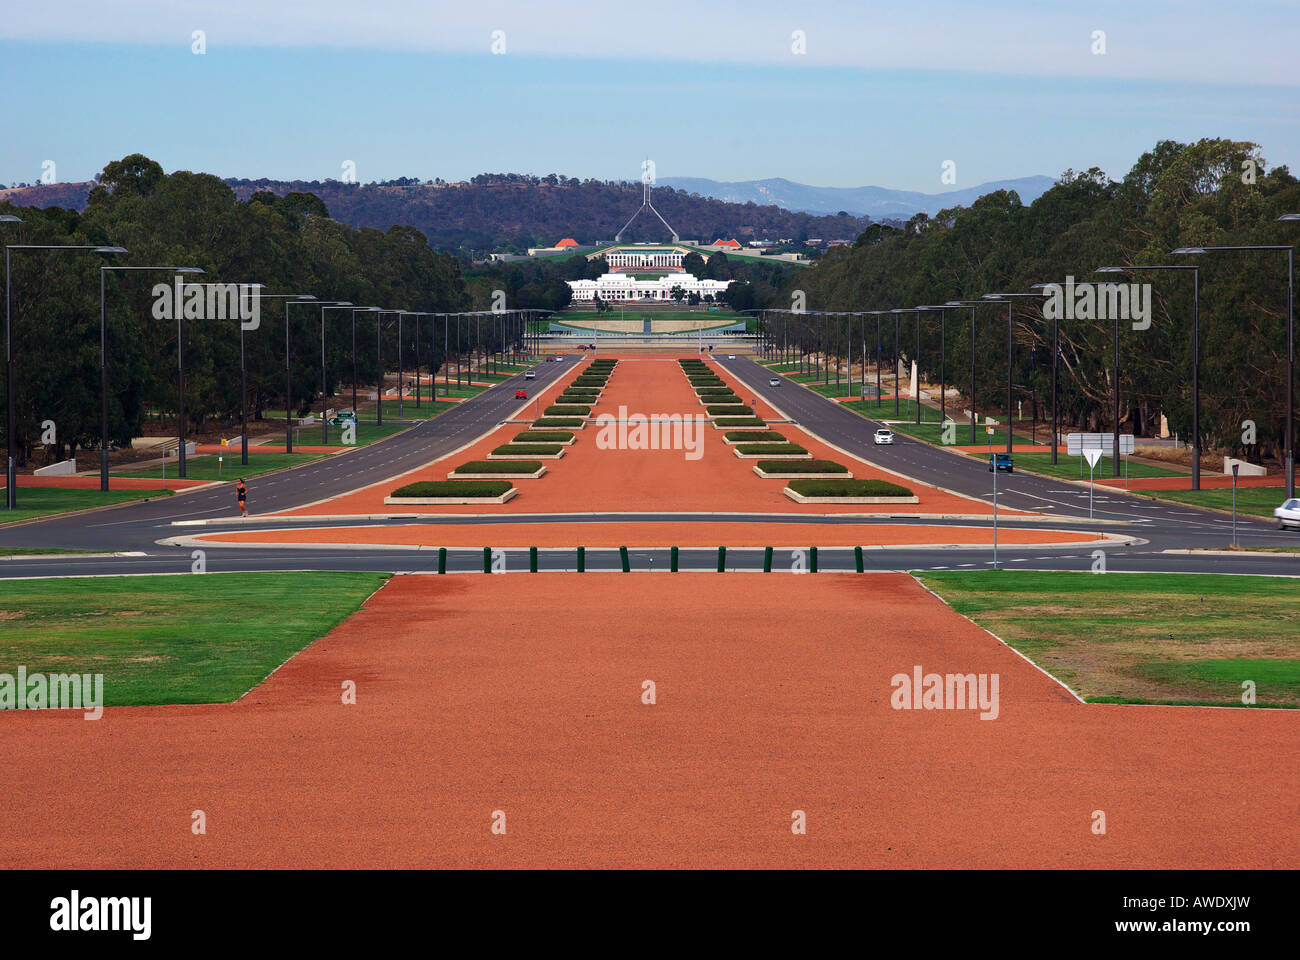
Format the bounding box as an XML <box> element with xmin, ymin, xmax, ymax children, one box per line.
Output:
<box><xmin>573</xmin><ymin>378</ymin><xmax>607</xmax><ymax>387</ymax></box>
<box><xmin>715</xmin><ymin>417</ymin><xmax>767</xmax><ymax>427</ymax></box>
<box><xmin>558</xmin><ymin>394</ymin><xmax>598</xmax><ymax>405</ymax></box>
<box><xmin>703</xmin><ymin>396</ymin><xmax>743</xmax><ymax>405</ymax></box>
<box><xmin>707</xmin><ymin>405</ymin><xmax>754</xmax><ymax>416</ymax></box>
<box><xmin>453</xmin><ymin>460</ymin><xmax>543</xmax><ymax>474</ymax></box>
<box><xmin>544</xmin><ymin>405</ymin><xmax>591</xmax><ymax>416</ymax></box>
<box><xmin>788</xmin><ymin>478</ymin><xmax>913</xmax><ymax>497</ymax></box>
<box><xmin>513</xmin><ymin>431</ymin><xmax>574</xmax><ymax>443</ymax></box>
<box><xmin>392</xmin><ymin>480</ymin><xmax>512</xmax><ymax>498</ymax></box>
<box><xmin>756</xmin><ymin>459</ymin><xmax>849</xmax><ymax>474</ymax></box>
<box><xmin>725</xmin><ymin>431</ymin><xmax>787</xmax><ymax>442</ymax></box>
<box><xmin>734</xmin><ymin>442</ymin><xmax>807</xmax><ymax>455</ymax></box>
<box><xmin>534</xmin><ymin>417</ymin><xmax>583</xmax><ymax>427</ymax></box>
<box><xmin>491</xmin><ymin>443</ymin><xmax>564</xmax><ymax>455</ymax></box>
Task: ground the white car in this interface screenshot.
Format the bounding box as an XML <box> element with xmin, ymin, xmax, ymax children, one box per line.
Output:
<box><xmin>873</xmin><ymin>429</ymin><xmax>895</xmax><ymax>445</ymax></box>
<box><xmin>523</xmin><ymin>370</ymin><xmax>536</xmax><ymax>380</ymax></box>
<box><xmin>727</xmin><ymin>354</ymin><xmax>736</xmax><ymax>360</ymax></box>
<box><xmin>1275</xmin><ymin>498</ymin><xmax>1300</xmax><ymax>530</ymax></box>
<box><xmin>768</xmin><ymin>377</ymin><xmax>780</xmax><ymax>387</ymax></box>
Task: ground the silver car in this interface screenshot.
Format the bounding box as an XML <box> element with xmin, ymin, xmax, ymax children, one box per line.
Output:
<box><xmin>873</xmin><ymin>429</ymin><xmax>894</xmax><ymax>445</ymax></box>
<box><xmin>768</xmin><ymin>377</ymin><xmax>780</xmax><ymax>387</ymax></box>
<box><xmin>1275</xmin><ymin>498</ymin><xmax>1300</xmax><ymax>530</ymax></box>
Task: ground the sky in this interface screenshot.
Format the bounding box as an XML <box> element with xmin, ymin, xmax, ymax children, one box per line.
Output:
<box><xmin>2</xmin><ymin>0</ymin><xmax>1297</xmax><ymax>192</ymax></box>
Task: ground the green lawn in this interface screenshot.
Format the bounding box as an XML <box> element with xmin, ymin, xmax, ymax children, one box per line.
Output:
<box><xmin>1011</xmin><ymin>453</ymin><xmax>1183</xmax><ymax>481</ymax></box>
<box><xmin>113</xmin><ymin>450</ymin><xmax>329</xmax><ymax>482</ymax></box>
<box><xmin>0</xmin><ymin>486</ymin><xmax>173</xmax><ymax>525</ymax></box>
<box><xmin>1151</xmin><ymin>486</ymin><xmax>1290</xmax><ymax>519</ymax></box>
<box><xmin>919</xmin><ymin>570</ymin><xmax>1300</xmax><ymax>708</ymax></box>
<box><xmin>0</xmin><ymin>572</ymin><xmax>390</xmax><ymax>706</ymax></box>
<box><xmin>841</xmin><ymin>398</ymin><xmax>945</xmax><ymax>424</ymax></box>
<box><xmin>0</xmin><ymin>547</ymin><xmax>99</xmax><ymax>556</ymax></box>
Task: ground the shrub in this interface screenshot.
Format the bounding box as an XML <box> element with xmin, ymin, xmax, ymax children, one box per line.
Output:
<box><xmin>544</xmin><ymin>405</ymin><xmax>591</xmax><ymax>416</ymax></box>
<box><xmin>534</xmin><ymin>417</ymin><xmax>584</xmax><ymax>427</ymax></box>
<box><xmin>391</xmin><ymin>480</ymin><xmax>513</xmax><ymax>498</ymax></box>
<box><xmin>707</xmin><ymin>405</ymin><xmax>754</xmax><ymax>416</ymax></box>
<box><xmin>558</xmin><ymin>394</ymin><xmax>597</xmax><ymax>405</ymax></box>
<box><xmin>695</xmin><ymin>387</ymin><xmax>734</xmax><ymax>395</ymax></box>
<box><xmin>725</xmin><ymin>431</ymin><xmax>787</xmax><ymax>442</ymax></box>
<box><xmin>703</xmin><ymin>396</ymin><xmax>743</xmax><ymax>405</ymax></box>
<box><xmin>453</xmin><ymin>460</ymin><xmax>543</xmax><ymax>474</ymax></box>
<box><xmin>788</xmin><ymin>479</ymin><xmax>913</xmax><ymax>498</ymax></box>
<box><xmin>491</xmin><ymin>443</ymin><xmax>564</xmax><ymax>455</ymax></box>
<box><xmin>573</xmin><ymin>378</ymin><xmax>607</xmax><ymax>387</ymax></box>
<box><xmin>755</xmin><ymin>459</ymin><xmax>848</xmax><ymax>473</ymax></box>
<box><xmin>513</xmin><ymin>431</ymin><xmax>574</xmax><ymax>443</ymax></box>
<box><xmin>714</xmin><ymin>417</ymin><xmax>767</xmax><ymax>427</ymax></box>
<box><xmin>734</xmin><ymin>442</ymin><xmax>806</xmax><ymax>455</ymax></box>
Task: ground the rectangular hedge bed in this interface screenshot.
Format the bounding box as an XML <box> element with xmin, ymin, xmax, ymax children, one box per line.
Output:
<box><xmin>573</xmin><ymin>379</ymin><xmax>608</xmax><ymax>388</ymax></box>
<box><xmin>544</xmin><ymin>405</ymin><xmax>591</xmax><ymax>416</ymax></box>
<box><xmin>558</xmin><ymin>395</ymin><xmax>599</xmax><ymax>406</ymax></box>
<box><xmin>713</xmin><ymin>417</ymin><xmax>768</xmax><ymax>429</ymax></box>
<box><xmin>450</xmin><ymin>460</ymin><xmax>547</xmax><ymax>479</ymax></box>
<box><xmin>513</xmin><ymin>431</ymin><xmax>575</xmax><ymax>444</ymax></box>
<box><xmin>488</xmin><ymin>443</ymin><xmax>566</xmax><ymax>460</ymax></box>
<box><xmin>696</xmin><ymin>388</ymin><xmax>735</xmax><ymax>397</ymax></box>
<box><xmin>701</xmin><ymin>396</ymin><xmax>742</xmax><ymax>406</ymax></box>
<box><xmin>783</xmin><ymin>478</ymin><xmax>918</xmax><ymax>504</ymax></box>
<box><xmin>707</xmin><ymin>405</ymin><xmax>754</xmax><ymax>416</ymax></box>
<box><xmin>733</xmin><ymin>442</ymin><xmax>810</xmax><ymax>459</ymax></box>
<box><xmin>724</xmin><ymin>431</ymin><xmax>787</xmax><ymax>443</ymax></box>
<box><xmin>534</xmin><ymin>417</ymin><xmax>585</xmax><ymax>429</ymax></box>
<box><xmin>753</xmin><ymin>459</ymin><xmax>851</xmax><ymax>479</ymax></box>
<box><xmin>385</xmin><ymin>480</ymin><xmax>518</xmax><ymax>505</ymax></box>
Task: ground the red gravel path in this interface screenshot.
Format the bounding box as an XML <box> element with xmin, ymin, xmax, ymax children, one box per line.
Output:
<box><xmin>1</xmin><ymin>574</ymin><xmax>1292</xmax><ymax>868</ymax></box>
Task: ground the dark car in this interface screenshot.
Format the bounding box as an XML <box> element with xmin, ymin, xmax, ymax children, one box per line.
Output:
<box><xmin>989</xmin><ymin>452</ymin><xmax>1013</xmax><ymax>473</ymax></box>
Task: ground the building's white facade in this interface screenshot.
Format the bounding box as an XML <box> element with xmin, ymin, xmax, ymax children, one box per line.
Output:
<box><xmin>568</xmin><ymin>273</ymin><xmax>732</xmax><ymax>302</ymax></box>
<box><xmin>604</xmin><ymin>247</ymin><xmax>687</xmax><ymax>269</ymax></box>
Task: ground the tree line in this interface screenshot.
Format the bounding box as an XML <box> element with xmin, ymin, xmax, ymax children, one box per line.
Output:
<box><xmin>762</xmin><ymin>139</ymin><xmax>1300</xmax><ymax>465</ymax></box>
<box><xmin>1</xmin><ymin>154</ymin><xmax>471</xmax><ymax>465</ymax></box>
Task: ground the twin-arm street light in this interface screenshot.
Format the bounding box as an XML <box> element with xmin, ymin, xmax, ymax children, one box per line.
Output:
<box><xmin>946</xmin><ymin>301</ymin><xmax>986</xmax><ymax>444</ymax></box>
<box><xmin>1094</xmin><ymin>265</ymin><xmax>1201</xmax><ymax>486</ymax></box>
<box><xmin>350</xmin><ymin>307</ymin><xmax>381</xmax><ymax>421</ymax></box>
<box><xmin>6</xmin><ymin>242</ymin><xmax>127</xmax><ymax>508</ymax></box>
<box><xmin>1173</xmin><ymin>240</ymin><xmax>1294</xmax><ymax>497</ymax></box>
<box><xmin>319</xmin><ymin>304</ymin><xmax>354</xmax><ymax>444</ymax></box>
<box><xmin>917</xmin><ymin>306</ymin><xmax>949</xmax><ymax>428</ymax></box>
<box><xmin>982</xmin><ymin>292</ymin><xmax>1047</xmax><ymax>455</ymax></box>
<box><xmin>283</xmin><ymin>297</ymin><xmax>321</xmax><ymax>454</ymax></box>
<box><xmin>99</xmin><ymin>265</ymin><xmax>205</xmax><ymax>489</ymax></box>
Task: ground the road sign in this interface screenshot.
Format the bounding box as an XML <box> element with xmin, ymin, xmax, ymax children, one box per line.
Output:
<box><xmin>1084</xmin><ymin>449</ymin><xmax>1102</xmax><ymax>468</ymax></box>
<box><xmin>986</xmin><ymin>425</ymin><xmax>994</xmax><ymax>435</ymax></box>
<box><xmin>1067</xmin><ymin>433</ymin><xmax>1134</xmax><ymax>456</ymax></box>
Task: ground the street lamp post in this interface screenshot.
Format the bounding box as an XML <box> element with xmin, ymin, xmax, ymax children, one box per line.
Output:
<box><xmin>319</xmin><ymin>303</ymin><xmax>354</xmax><ymax>444</ymax></box>
<box><xmin>6</xmin><ymin>243</ymin><xmax>126</xmax><ymax>507</ymax></box>
<box><xmin>1094</xmin><ymin>266</ymin><xmax>1201</xmax><ymax>486</ymax></box>
<box><xmin>98</xmin><ymin>265</ymin><xmax>204</xmax><ymax>488</ymax></box>
<box><xmin>946</xmin><ymin>301</ymin><xmax>985</xmax><ymax>444</ymax></box>
<box><xmin>983</xmin><ymin>293</ymin><xmax>1048</xmax><ymax>455</ymax></box>
<box><xmin>919</xmin><ymin>306</ymin><xmax>948</xmax><ymax>430</ymax></box>
<box><xmin>1174</xmin><ymin>241</ymin><xmax>1294</xmax><ymax>497</ymax></box>
<box><xmin>283</xmin><ymin>297</ymin><xmax>323</xmax><ymax>454</ymax></box>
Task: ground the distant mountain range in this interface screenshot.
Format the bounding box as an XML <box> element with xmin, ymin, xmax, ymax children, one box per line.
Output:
<box><xmin>657</xmin><ymin>175</ymin><xmax>1057</xmax><ymax>219</ymax></box>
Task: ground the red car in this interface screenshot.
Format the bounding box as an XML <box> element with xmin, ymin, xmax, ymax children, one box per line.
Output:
<box><xmin>515</xmin><ymin>388</ymin><xmax>527</xmax><ymax>399</ymax></box>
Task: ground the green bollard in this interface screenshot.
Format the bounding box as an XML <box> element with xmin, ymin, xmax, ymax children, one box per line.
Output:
<box><xmin>482</xmin><ymin>546</ymin><xmax>492</xmax><ymax>574</ymax></box>
<box><xmin>529</xmin><ymin>546</ymin><xmax>538</xmax><ymax>573</ymax></box>
<box><xmin>619</xmin><ymin>545</ymin><xmax>630</xmax><ymax>572</ymax></box>
<box><xmin>577</xmin><ymin>545</ymin><xmax>585</xmax><ymax>572</ymax></box>
<box><xmin>855</xmin><ymin>545</ymin><xmax>864</xmax><ymax>573</ymax></box>
<box><xmin>438</xmin><ymin>547</ymin><xmax>447</xmax><ymax>575</ymax></box>
<box><xmin>716</xmin><ymin>545</ymin><xmax>726</xmax><ymax>572</ymax></box>
<box><xmin>810</xmin><ymin>546</ymin><xmax>819</xmax><ymax>573</ymax></box>
<box><xmin>763</xmin><ymin>546</ymin><xmax>773</xmax><ymax>573</ymax></box>
<box><xmin>670</xmin><ymin>546</ymin><xmax>679</xmax><ymax>572</ymax></box>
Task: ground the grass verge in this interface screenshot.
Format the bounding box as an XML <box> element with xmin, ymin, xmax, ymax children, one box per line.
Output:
<box><xmin>0</xmin><ymin>572</ymin><xmax>388</xmax><ymax>706</ymax></box>
<box><xmin>918</xmin><ymin>570</ymin><xmax>1300</xmax><ymax>708</ymax></box>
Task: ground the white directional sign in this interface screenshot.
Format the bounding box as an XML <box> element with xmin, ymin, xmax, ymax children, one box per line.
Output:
<box><xmin>1084</xmin><ymin>449</ymin><xmax>1103</xmax><ymax>469</ymax></box>
<box><xmin>1067</xmin><ymin>433</ymin><xmax>1134</xmax><ymax>457</ymax></box>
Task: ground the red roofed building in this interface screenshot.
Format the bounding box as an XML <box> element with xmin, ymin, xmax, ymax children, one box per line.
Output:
<box><xmin>712</xmin><ymin>238</ymin><xmax>741</xmax><ymax>248</ymax></box>
<box><xmin>556</xmin><ymin>238</ymin><xmax>579</xmax><ymax>247</ymax></box>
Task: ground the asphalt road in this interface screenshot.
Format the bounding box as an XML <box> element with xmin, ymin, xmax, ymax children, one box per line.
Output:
<box><xmin>0</xmin><ymin>350</ymin><xmax>1296</xmax><ymax>578</ymax></box>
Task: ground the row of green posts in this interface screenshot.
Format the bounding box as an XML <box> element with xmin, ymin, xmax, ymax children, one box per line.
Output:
<box><xmin>421</xmin><ymin>546</ymin><xmax>868</xmax><ymax>574</ymax></box>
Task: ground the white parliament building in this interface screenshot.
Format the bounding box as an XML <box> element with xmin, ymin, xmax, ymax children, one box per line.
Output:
<box><xmin>567</xmin><ymin>272</ymin><xmax>731</xmax><ymax>303</ymax></box>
